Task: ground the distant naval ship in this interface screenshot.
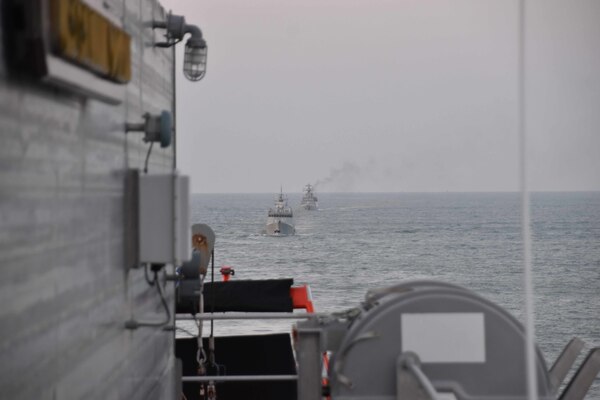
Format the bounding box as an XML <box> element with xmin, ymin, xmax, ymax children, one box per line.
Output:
<box><xmin>300</xmin><ymin>184</ymin><xmax>319</xmax><ymax>210</ymax></box>
<box><xmin>266</xmin><ymin>189</ymin><xmax>295</xmax><ymax>236</ymax></box>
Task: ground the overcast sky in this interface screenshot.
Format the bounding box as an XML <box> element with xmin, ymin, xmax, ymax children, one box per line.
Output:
<box><xmin>163</xmin><ymin>0</ymin><xmax>600</xmax><ymax>193</ymax></box>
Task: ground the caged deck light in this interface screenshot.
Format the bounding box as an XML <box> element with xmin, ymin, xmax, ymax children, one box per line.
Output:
<box><xmin>153</xmin><ymin>13</ymin><xmax>207</xmax><ymax>81</ymax></box>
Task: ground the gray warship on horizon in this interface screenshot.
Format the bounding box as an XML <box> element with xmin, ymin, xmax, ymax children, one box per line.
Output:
<box><xmin>300</xmin><ymin>184</ymin><xmax>318</xmax><ymax>210</ymax></box>
<box><xmin>265</xmin><ymin>189</ymin><xmax>296</xmax><ymax>236</ymax></box>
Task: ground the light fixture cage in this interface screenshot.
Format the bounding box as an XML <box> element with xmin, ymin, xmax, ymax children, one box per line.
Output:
<box><xmin>183</xmin><ymin>41</ymin><xmax>207</xmax><ymax>81</ymax></box>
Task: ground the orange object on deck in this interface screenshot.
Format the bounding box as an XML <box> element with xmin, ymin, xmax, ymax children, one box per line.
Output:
<box><xmin>290</xmin><ymin>285</ymin><xmax>314</xmax><ymax>313</ymax></box>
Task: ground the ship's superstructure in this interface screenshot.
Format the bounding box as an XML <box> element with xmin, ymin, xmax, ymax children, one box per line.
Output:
<box><xmin>300</xmin><ymin>183</ymin><xmax>318</xmax><ymax>210</ymax></box>
<box><xmin>0</xmin><ymin>1</ymin><xmax>203</xmax><ymax>398</ymax></box>
<box><xmin>266</xmin><ymin>190</ymin><xmax>295</xmax><ymax>236</ymax></box>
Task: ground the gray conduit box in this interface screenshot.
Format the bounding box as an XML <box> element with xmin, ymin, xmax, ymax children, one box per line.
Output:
<box><xmin>138</xmin><ymin>173</ymin><xmax>190</xmax><ymax>265</ymax></box>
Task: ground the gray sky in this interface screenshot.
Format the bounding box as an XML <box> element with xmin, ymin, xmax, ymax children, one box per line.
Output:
<box><xmin>164</xmin><ymin>0</ymin><xmax>600</xmax><ymax>193</ymax></box>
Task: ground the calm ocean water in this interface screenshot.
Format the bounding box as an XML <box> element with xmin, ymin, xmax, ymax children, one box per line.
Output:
<box><xmin>183</xmin><ymin>191</ymin><xmax>600</xmax><ymax>397</ymax></box>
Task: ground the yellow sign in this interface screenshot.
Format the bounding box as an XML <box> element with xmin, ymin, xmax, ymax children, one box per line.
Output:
<box><xmin>50</xmin><ymin>0</ymin><xmax>131</xmax><ymax>83</ymax></box>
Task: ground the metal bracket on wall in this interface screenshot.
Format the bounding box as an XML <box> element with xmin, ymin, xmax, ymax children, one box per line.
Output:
<box><xmin>125</xmin><ymin>111</ymin><xmax>172</xmax><ymax>148</ymax></box>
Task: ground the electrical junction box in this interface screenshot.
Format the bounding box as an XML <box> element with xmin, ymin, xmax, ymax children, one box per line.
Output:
<box><xmin>138</xmin><ymin>173</ymin><xmax>190</xmax><ymax>265</ymax></box>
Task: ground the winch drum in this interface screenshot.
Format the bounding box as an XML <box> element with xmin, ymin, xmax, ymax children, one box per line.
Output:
<box><xmin>329</xmin><ymin>281</ymin><xmax>552</xmax><ymax>399</ymax></box>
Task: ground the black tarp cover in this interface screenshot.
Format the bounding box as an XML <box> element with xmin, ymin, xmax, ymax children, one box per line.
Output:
<box><xmin>177</xmin><ymin>279</ymin><xmax>294</xmax><ymax>314</ymax></box>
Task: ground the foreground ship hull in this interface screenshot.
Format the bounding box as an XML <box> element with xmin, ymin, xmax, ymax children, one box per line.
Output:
<box><xmin>266</xmin><ymin>219</ymin><xmax>296</xmax><ymax>236</ymax></box>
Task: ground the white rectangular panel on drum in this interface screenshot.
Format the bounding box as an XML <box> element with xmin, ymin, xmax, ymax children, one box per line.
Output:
<box><xmin>401</xmin><ymin>313</ymin><xmax>485</xmax><ymax>363</ymax></box>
